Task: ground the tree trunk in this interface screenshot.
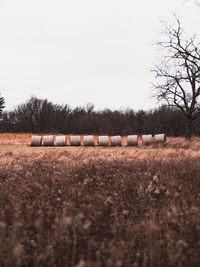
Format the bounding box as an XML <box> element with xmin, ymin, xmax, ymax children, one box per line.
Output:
<box><xmin>185</xmin><ymin>118</ymin><xmax>193</xmax><ymax>140</ymax></box>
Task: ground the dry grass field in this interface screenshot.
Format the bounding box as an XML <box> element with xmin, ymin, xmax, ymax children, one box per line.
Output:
<box><xmin>0</xmin><ymin>133</ymin><xmax>200</xmax><ymax>266</ymax></box>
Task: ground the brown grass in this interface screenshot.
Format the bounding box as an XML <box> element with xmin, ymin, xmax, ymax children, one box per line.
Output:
<box><xmin>1</xmin><ymin>132</ymin><xmax>200</xmax><ymax>148</ymax></box>
<box><xmin>0</xmin><ymin>133</ymin><xmax>200</xmax><ymax>266</ymax></box>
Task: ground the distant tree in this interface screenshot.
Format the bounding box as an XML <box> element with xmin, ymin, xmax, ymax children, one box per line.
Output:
<box><xmin>0</xmin><ymin>94</ymin><xmax>5</xmax><ymax>120</ymax></box>
<box><xmin>9</xmin><ymin>96</ymin><xmax>71</xmax><ymax>133</ymax></box>
<box><xmin>135</xmin><ymin>110</ymin><xmax>147</xmax><ymax>134</ymax></box>
<box><xmin>86</xmin><ymin>103</ymin><xmax>94</xmax><ymax>114</ymax></box>
<box><xmin>152</xmin><ymin>17</ymin><xmax>200</xmax><ymax>139</ymax></box>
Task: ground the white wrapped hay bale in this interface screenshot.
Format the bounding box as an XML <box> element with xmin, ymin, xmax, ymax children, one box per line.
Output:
<box><xmin>55</xmin><ymin>136</ymin><xmax>66</xmax><ymax>146</ymax></box>
<box><xmin>70</xmin><ymin>136</ymin><xmax>81</xmax><ymax>146</ymax></box>
<box><xmin>154</xmin><ymin>133</ymin><xmax>166</xmax><ymax>143</ymax></box>
<box><xmin>83</xmin><ymin>135</ymin><xmax>94</xmax><ymax>146</ymax></box>
<box><xmin>142</xmin><ymin>134</ymin><xmax>153</xmax><ymax>146</ymax></box>
<box><xmin>43</xmin><ymin>135</ymin><xmax>54</xmax><ymax>146</ymax></box>
<box><xmin>127</xmin><ymin>135</ymin><xmax>138</xmax><ymax>146</ymax></box>
<box><xmin>31</xmin><ymin>136</ymin><xmax>42</xmax><ymax>146</ymax></box>
<box><xmin>111</xmin><ymin>136</ymin><xmax>121</xmax><ymax>146</ymax></box>
<box><xmin>98</xmin><ymin>136</ymin><xmax>109</xmax><ymax>146</ymax></box>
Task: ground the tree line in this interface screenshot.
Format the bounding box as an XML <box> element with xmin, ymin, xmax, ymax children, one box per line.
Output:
<box><xmin>1</xmin><ymin>96</ymin><xmax>200</xmax><ymax>136</ymax></box>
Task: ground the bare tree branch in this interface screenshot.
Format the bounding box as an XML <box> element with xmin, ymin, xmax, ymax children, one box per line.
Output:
<box><xmin>183</xmin><ymin>0</ymin><xmax>200</xmax><ymax>6</ymax></box>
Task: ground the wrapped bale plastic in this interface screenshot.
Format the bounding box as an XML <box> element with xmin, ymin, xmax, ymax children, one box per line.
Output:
<box><xmin>98</xmin><ymin>136</ymin><xmax>109</xmax><ymax>146</ymax></box>
<box><xmin>142</xmin><ymin>134</ymin><xmax>152</xmax><ymax>146</ymax></box>
<box><xmin>31</xmin><ymin>136</ymin><xmax>42</xmax><ymax>146</ymax></box>
<box><xmin>43</xmin><ymin>135</ymin><xmax>54</xmax><ymax>146</ymax></box>
<box><xmin>111</xmin><ymin>136</ymin><xmax>121</xmax><ymax>146</ymax></box>
<box><xmin>154</xmin><ymin>133</ymin><xmax>166</xmax><ymax>143</ymax></box>
<box><xmin>70</xmin><ymin>136</ymin><xmax>81</xmax><ymax>146</ymax></box>
<box><xmin>83</xmin><ymin>136</ymin><xmax>94</xmax><ymax>146</ymax></box>
<box><xmin>127</xmin><ymin>135</ymin><xmax>138</xmax><ymax>146</ymax></box>
<box><xmin>55</xmin><ymin>136</ymin><xmax>66</xmax><ymax>146</ymax></box>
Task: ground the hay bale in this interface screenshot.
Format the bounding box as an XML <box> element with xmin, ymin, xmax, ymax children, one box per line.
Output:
<box><xmin>31</xmin><ymin>136</ymin><xmax>42</xmax><ymax>146</ymax></box>
<box><xmin>98</xmin><ymin>136</ymin><xmax>109</xmax><ymax>146</ymax></box>
<box><xmin>127</xmin><ymin>135</ymin><xmax>138</xmax><ymax>146</ymax></box>
<box><xmin>43</xmin><ymin>135</ymin><xmax>54</xmax><ymax>146</ymax></box>
<box><xmin>154</xmin><ymin>133</ymin><xmax>166</xmax><ymax>143</ymax></box>
<box><xmin>70</xmin><ymin>136</ymin><xmax>81</xmax><ymax>146</ymax></box>
<box><xmin>83</xmin><ymin>135</ymin><xmax>94</xmax><ymax>146</ymax></box>
<box><xmin>111</xmin><ymin>136</ymin><xmax>121</xmax><ymax>146</ymax></box>
<box><xmin>55</xmin><ymin>136</ymin><xmax>66</xmax><ymax>146</ymax></box>
<box><xmin>142</xmin><ymin>134</ymin><xmax>152</xmax><ymax>146</ymax></box>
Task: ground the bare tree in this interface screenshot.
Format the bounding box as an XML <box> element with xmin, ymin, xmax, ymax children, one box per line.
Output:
<box><xmin>152</xmin><ymin>17</ymin><xmax>200</xmax><ymax>139</ymax></box>
<box><xmin>86</xmin><ymin>102</ymin><xmax>94</xmax><ymax>114</ymax></box>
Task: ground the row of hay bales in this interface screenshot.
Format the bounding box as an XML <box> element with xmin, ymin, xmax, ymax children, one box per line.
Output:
<box><xmin>31</xmin><ymin>134</ymin><xmax>166</xmax><ymax>147</ymax></box>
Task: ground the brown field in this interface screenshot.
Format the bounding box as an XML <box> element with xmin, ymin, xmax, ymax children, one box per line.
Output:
<box><xmin>0</xmin><ymin>133</ymin><xmax>200</xmax><ymax>266</ymax></box>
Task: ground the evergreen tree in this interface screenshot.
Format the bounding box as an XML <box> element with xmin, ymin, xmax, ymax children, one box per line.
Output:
<box><xmin>0</xmin><ymin>94</ymin><xmax>5</xmax><ymax>119</ymax></box>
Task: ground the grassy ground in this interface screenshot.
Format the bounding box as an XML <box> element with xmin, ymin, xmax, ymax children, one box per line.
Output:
<box><xmin>0</xmin><ymin>134</ymin><xmax>200</xmax><ymax>266</ymax></box>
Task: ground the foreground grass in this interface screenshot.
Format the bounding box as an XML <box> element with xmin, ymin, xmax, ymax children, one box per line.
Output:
<box><xmin>0</xmin><ymin>150</ymin><xmax>200</xmax><ymax>266</ymax></box>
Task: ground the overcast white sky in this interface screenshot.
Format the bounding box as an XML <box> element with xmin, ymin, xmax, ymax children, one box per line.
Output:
<box><xmin>0</xmin><ymin>0</ymin><xmax>199</xmax><ymax>111</ymax></box>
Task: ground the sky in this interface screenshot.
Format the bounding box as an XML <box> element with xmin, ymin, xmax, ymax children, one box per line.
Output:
<box><xmin>0</xmin><ymin>0</ymin><xmax>199</xmax><ymax>111</ymax></box>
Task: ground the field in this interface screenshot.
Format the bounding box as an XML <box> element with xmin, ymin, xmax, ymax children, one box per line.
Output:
<box><xmin>0</xmin><ymin>133</ymin><xmax>200</xmax><ymax>266</ymax></box>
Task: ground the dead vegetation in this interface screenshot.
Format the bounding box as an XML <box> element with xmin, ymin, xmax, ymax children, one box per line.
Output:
<box><xmin>0</xmin><ymin>134</ymin><xmax>200</xmax><ymax>266</ymax></box>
